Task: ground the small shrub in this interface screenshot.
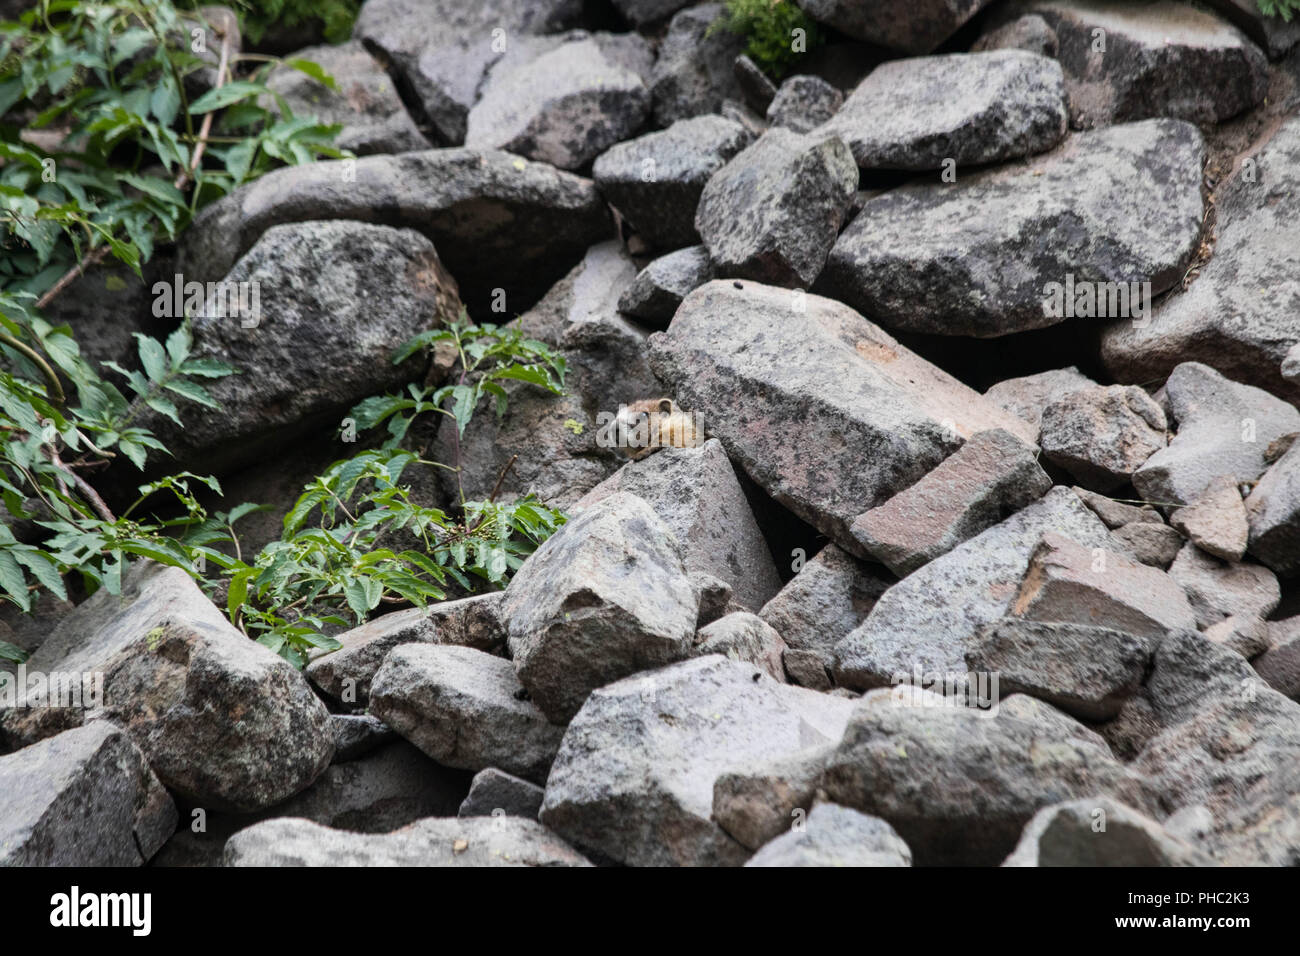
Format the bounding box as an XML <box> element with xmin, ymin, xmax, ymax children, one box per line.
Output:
<box><xmin>714</xmin><ymin>0</ymin><xmax>823</xmax><ymax>81</ymax></box>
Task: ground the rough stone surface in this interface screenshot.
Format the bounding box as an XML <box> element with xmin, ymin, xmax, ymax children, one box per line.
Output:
<box><xmin>306</xmin><ymin>606</ymin><xmax>436</xmax><ymax>706</ymax></box>
<box><xmin>969</xmin><ymin>617</ymin><xmax>1149</xmax><ymax>720</ymax></box>
<box><xmin>766</xmin><ymin>75</ymin><xmax>843</xmax><ymax>133</ymax></box>
<box><xmin>1204</xmin><ymin>0</ymin><xmax>1300</xmax><ymax>59</ymax></box>
<box><xmin>1246</xmin><ymin>439</ymin><xmax>1300</xmax><ymax>575</ymax></box>
<box><xmin>814</xmin><ymin>51</ymin><xmax>1066</xmax><ymax>171</ymax></box>
<box><xmin>1011</xmin><ymin>532</ymin><xmax>1198</xmax><ymax>641</ymax></box>
<box><xmin>500</xmin><ymin>493</ymin><xmax>699</xmax><ymax>723</ymax></box>
<box><xmin>745</xmin><ymin>803</ymin><xmax>913</xmax><ymax>867</ymax></box>
<box><xmin>369</xmin><ymin>644</ymin><xmax>565</xmax><ymax>784</ymax></box>
<box><xmin>1016</xmin><ymin>0</ymin><xmax>1268</xmax><ymax>128</ymax></box>
<box><xmin>1206</xmin><ymin>615</ymin><xmax>1273</xmax><ymax>661</ymax></box>
<box><xmin>650</xmin><ymin>281</ymin><xmax>1036</xmax><ymax>554</ymax></box>
<box><xmin>796</xmin><ymin>0</ymin><xmax>997</xmax><ymax>54</ymax></box>
<box><xmin>0</xmin><ymin>724</ymin><xmax>176</xmax><ymax>866</ymax></box>
<box><xmin>983</xmin><ymin>367</ymin><xmax>1097</xmax><ymax>440</ymax></box>
<box><xmin>695</xmin><ymin>128</ymin><xmax>858</xmax><ymax>287</ymax></box>
<box><xmin>574</xmin><ymin>439</ymin><xmax>782</xmax><ymax>611</ymax></box>
<box><xmin>833</xmin><ymin>487</ymin><xmax>1111</xmax><ymax>690</ymax></box>
<box><xmin>974</xmin><ymin>12</ymin><xmax>1060</xmax><ymax>56</ymax></box>
<box><xmin>617</xmin><ymin>245</ymin><xmax>715</xmax><ymax>326</ymax></box>
<box><xmin>820</xmin><ymin>119</ymin><xmax>1205</xmax><ymax>337</ymax></box>
<box><xmin>822</xmin><ymin>688</ymin><xmax>1149</xmax><ymax>865</ymax></box>
<box><xmin>1132</xmin><ymin>363</ymin><xmax>1300</xmax><ymax>508</ymax></box>
<box><xmin>1170</xmin><ymin>475</ymin><xmax>1250</xmax><ymax>562</ymax></box>
<box><xmin>650</xmin><ymin>4</ymin><xmax>746</xmax><ymax>126</ymax></box>
<box><xmin>733</xmin><ymin>54</ymin><xmax>778</xmax><ymax>113</ymax></box>
<box><xmin>1004</xmin><ymin>797</ymin><xmax>1212</xmax><ymax>866</ymax></box>
<box><xmin>595</xmin><ymin>116</ymin><xmax>752</xmax><ymax>251</ymax></box>
<box><xmin>1112</xmin><ymin>521</ymin><xmax>1186</xmax><ymax>569</ymax></box>
<box><xmin>458</xmin><ymin>768</ymin><xmax>546</xmax><ymax>819</ymax></box>
<box><xmin>540</xmin><ymin>655</ymin><xmax>853</xmax><ymax>866</ymax></box>
<box><xmin>759</xmin><ymin>545</ymin><xmax>891</xmax><ymax>660</ymax></box>
<box><xmin>225</xmin><ymin>816</ymin><xmax>591</xmax><ymax>866</ymax></box>
<box><xmin>1039</xmin><ymin>385</ymin><xmax>1167</xmax><ymax>492</ymax></box>
<box><xmin>1103</xmin><ymin>113</ymin><xmax>1300</xmax><ymax>406</ymax></box>
<box><xmin>1167</xmin><ymin>543</ymin><xmax>1280</xmax><ymax>628</ymax></box>
<box><xmin>1071</xmin><ymin>485</ymin><xmax>1164</xmax><ymax>530</ymax></box>
<box><xmin>850</xmin><ymin>428</ymin><xmax>1052</xmax><ymax>575</ymax></box>
<box><xmin>331</xmin><ymin>714</ymin><xmax>398</xmax><ymax>762</ymax></box>
<box><xmin>712</xmin><ymin>744</ymin><xmax>833</xmax><ymax>850</ymax></box>
<box><xmin>692</xmin><ymin>611</ymin><xmax>788</xmax><ymax>681</ymax></box>
<box><xmin>175</xmin><ymin>149</ymin><xmax>612</xmax><ymax>313</ymax></box>
<box><xmin>264</xmin><ymin>41</ymin><xmax>428</xmax><ymax>154</ymax></box>
<box><xmin>0</xmin><ymin>564</ymin><xmax>333</xmax><ymax>812</ymax></box>
<box><xmin>466</xmin><ymin>32</ymin><xmax>653</xmax><ymax>170</ymax></box>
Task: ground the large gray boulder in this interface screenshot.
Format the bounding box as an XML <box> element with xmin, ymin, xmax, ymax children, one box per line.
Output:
<box><xmin>573</xmin><ymin>439</ymin><xmax>782</xmax><ymax>612</ymax></box>
<box><xmin>370</xmin><ymin>645</ymin><xmax>565</xmax><ymax>784</ymax></box>
<box><xmin>814</xmin><ymin>51</ymin><xmax>1067</xmax><ymax>170</ymax></box>
<box><xmin>695</xmin><ymin>128</ymin><xmax>858</xmax><ymax>288</ymax></box>
<box><xmin>0</xmin><ymin>564</ymin><xmax>333</xmax><ymax>812</ymax></box>
<box><xmin>1131</xmin><ymin>362</ymin><xmax>1300</xmax><ymax>508</ymax></box>
<box><xmin>820</xmin><ymin>119</ymin><xmax>1205</xmax><ymax>337</ymax></box>
<box><xmin>500</xmin><ymin>493</ymin><xmax>700</xmax><ymax>723</ymax></box>
<box><xmin>1103</xmin><ymin>113</ymin><xmax>1300</xmax><ymax>406</ymax></box>
<box><xmin>0</xmin><ymin>724</ymin><xmax>176</xmax><ymax>865</ymax></box>
<box><xmin>649</xmin><ymin>281</ymin><xmax>1035</xmax><ymax>554</ymax></box>
<box><xmin>650</xmin><ymin>4</ymin><xmax>746</xmax><ymax>126</ymax></box>
<box><xmin>264</xmin><ymin>41</ymin><xmax>428</xmax><ymax>154</ymax></box>
<box><xmin>225</xmin><ymin>815</ymin><xmax>591</xmax><ymax>866</ymax></box>
<box><xmin>822</xmin><ymin>688</ymin><xmax>1150</xmax><ymax>865</ymax></box>
<box><xmin>166</xmin><ymin>220</ymin><xmax>461</xmax><ymax>472</ymax></box>
<box><xmin>1005</xmin><ymin>0</ymin><xmax>1268</xmax><ymax>128</ymax></box>
<box><xmin>540</xmin><ymin>655</ymin><xmax>853</xmax><ymax>866</ymax></box>
<box><xmin>176</xmin><ymin>149</ymin><xmax>612</xmax><ymax>313</ymax></box>
<box><xmin>832</xmin><ymin>487</ymin><xmax>1111</xmax><ymax>691</ymax></box>
<box><xmin>594</xmin><ymin>116</ymin><xmax>753</xmax><ymax>251</ymax></box>
<box><xmin>465</xmin><ymin>32</ymin><xmax>653</xmax><ymax>170</ymax></box>
<box><xmin>795</xmin><ymin>0</ymin><xmax>997</xmax><ymax>54</ymax></box>
<box><xmin>351</xmin><ymin>0</ymin><xmax>583</xmax><ymax>144</ymax></box>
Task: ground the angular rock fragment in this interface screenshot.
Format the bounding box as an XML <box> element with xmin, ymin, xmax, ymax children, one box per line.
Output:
<box><xmin>695</xmin><ymin>128</ymin><xmax>857</xmax><ymax>287</ymax></box>
<box><xmin>0</xmin><ymin>724</ymin><xmax>176</xmax><ymax>866</ymax></box>
<box><xmin>369</xmin><ymin>644</ymin><xmax>565</xmax><ymax>784</ymax></box>
<box><xmin>1132</xmin><ymin>363</ymin><xmax>1300</xmax><ymax>507</ymax></box>
<box><xmin>1103</xmin><ymin>114</ymin><xmax>1300</xmax><ymax>406</ymax></box>
<box><xmin>733</xmin><ymin>54</ymin><xmax>777</xmax><ymax>113</ymax></box>
<box><xmin>850</xmin><ymin>428</ymin><xmax>1052</xmax><ymax>575</ymax></box>
<box><xmin>1245</xmin><ymin>440</ymin><xmax>1300</xmax><ymax>574</ymax></box>
<box><xmin>1071</xmin><ymin>485</ymin><xmax>1163</xmax><ymax>530</ymax></box>
<box><xmin>973</xmin><ymin>12</ymin><xmax>1059</xmax><ymax>56</ymax></box>
<box><xmin>575</xmin><ymin>439</ymin><xmax>782</xmax><ymax>611</ymax></box>
<box><xmin>617</xmin><ymin>245</ymin><xmax>715</xmax><ymax>326</ymax></box>
<box><xmin>650</xmin><ymin>281</ymin><xmax>1035</xmax><ymax>553</ymax></box>
<box><xmin>1111</xmin><ymin>522</ymin><xmax>1186</xmax><ymax>569</ymax></box>
<box><xmin>1039</xmin><ymin>385</ymin><xmax>1166</xmax><ymax>491</ymax></box>
<box><xmin>1170</xmin><ymin>475</ymin><xmax>1249</xmax><ymax>562</ymax></box>
<box><xmin>1204</xmin><ymin>0</ymin><xmax>1300</xmax><ymax>59</ymax></box>
<box><xmin>814</xmin><ymin>51</ymin><xmax>1066</xmax><ymax>170</ymax></box>
<box><xmin>1011</xmin><ymin>532</ymin><xmax>1198</xmax><ymax>641</ymax></box>
<box><xmin>820</xmin><ymin>119</ymin><xmax>1205</xmax><ymax>336</ymax></box>
<box><xmin>650</xmin><ymin>4</ymin><xmax>746</xmax><ymax>126</ymax></box>
<box><xmin>983</xmin><ymin>367</ymin><xmax>1096</xmax><ymax>440</ymax></box>
<box><xmin>759</xmin><ymin>545</ymin><xmax>891</xmax><ymax>659</ymax></box>
<box><xmin>766</xmin><ymin>75</ymin><xmax>843</xmax><ymax>133</ymax></box>
<box><xmin>1205</xmin><ymin>615</ymin><xmax>1272</xmax><ymax>661</ymax></box>
<box><xmin>969</xmin><ymin>617</ymin><xmax>1149</xmax><ymax>720</ymax></box>
<box><xmin>1004</xmin><ymin>797</ymin><xmax>1212</xmax><ymax>867</ymax></box>
<box><xmin>331</xmin><ymin>714</ymin><xmax>398</xmax><ymax>763</ymax></box>
<box><xmin>500</xmin><ymin>493</ymin><xmax>699</xmax><ymax>723</ymax></box>
<box><xmin>459</xmin><ymin>768</ymin><xmax>546</xmax><ymax>819</ymax></box>
<box><xmin>306</xmin><ymin>607</ymin><xmax>436</xmax><ymax>706</ymax></box>
<box><xmin>466</xmin><ymin>32</ymin><xmax>653</xmax><ymax>170</ymax></box>
<box><xmin>1167</xmin><ymin>543</ymin><xmax>1280</xmax><ymax>629</ymax></box>
<box><xmin>540</xmin><ymin>656</ymin><xmax>853</xmax><ymax>866</ymax></box>
<box><xmin>225</xmin><ymin>816</ymin><xmax>591</xmax><ymax>866</ymax></box>
<box><xmin>712</xmin><ymin>744</ymin><xmax>833</xmax><ymax>850</ymax></box>
<box><xmin>833</xmin><ymin>487</ymin><xmax>1110</xmax><ymax>690</ymax></box>
<box><xmin>594</xmin><ymin>116</ymin><xmax>752</xmax><ymax>251</ymax></box>
<box><xmin>821</xmin><ymin>689</ymin><xmax>1148</xmax><ymax>865</ymax></box>
<box><xmin>692</xmin><ymin>612</ymin><xmax>788</xmax><ymax>681</ymax></box>
<box><xmin>264</xmin><ymin>41</ymin><xmax>428</xmax><ymax>154</ymax></box>
<box><xmin>0</xmin><ymin>564</ymin><xmax>333</xmax><ymax>812</ymax></box>
<box><xmin>746</xmin><ymin>804</ymin><xmax>913</xmax><ymax>867</ymax></box>
<box><xmin>795</xmin><ymin>0</ymin><xmax>998</xmax><ymax>54</ymax></box>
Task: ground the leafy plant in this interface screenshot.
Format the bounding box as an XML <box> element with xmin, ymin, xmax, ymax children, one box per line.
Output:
<box><xmin>1259</xmin><ymin>0</ymin><xmax>1300</xmax><ymax>21</ymax></box>
<box><xmin>226</xmin><ymin>0</ymin><xmax>361</xmax><ymax>46</ymax></box>
<box><xmin>713</xmin><ymin>0</ymin><xmax>823</xmax><ymax>81</ymax></box>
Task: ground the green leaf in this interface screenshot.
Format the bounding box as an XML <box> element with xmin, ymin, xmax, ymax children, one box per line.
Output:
<box><xmin>188</xmin><ymin>81</ymin><xmax>267</xmax><ymax>114</ymax></box>
<box><xmin>134</xmin><ymin>333</ymin><xmax>169</xmax><ymax>382</ymax></box>
<box><xmin>284</xmin><ymin>59</ymin><xmax>338</xmax><ymax>91</ymax></box>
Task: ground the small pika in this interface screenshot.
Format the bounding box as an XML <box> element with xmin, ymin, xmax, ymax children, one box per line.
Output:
<box><xmin>615</xmin><ymin>398</ymin><xmax>704</xmax><ymax>459</ymax></box>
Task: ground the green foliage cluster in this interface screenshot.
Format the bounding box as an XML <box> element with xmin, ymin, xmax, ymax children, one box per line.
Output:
<box><xmin>0</xmin><ymin>3</ymin><xmax>568</xmax><ymax>668</ymax></box>
<box><xmin>714</xmin><ymin>0</ymin><xmax>823</xmax><ymax>81</ymax></box>
<box><xmin>1259</xmin><ymin>0</ymin><xmax>1300</xmax><ymax>21</ymax></box>
<box><xmin>228</xmin><ymin>0</ymin><xmax>361</xmax><ymax>46</ymax></box>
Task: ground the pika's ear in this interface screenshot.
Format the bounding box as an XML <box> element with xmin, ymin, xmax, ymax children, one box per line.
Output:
<box><xmin>657</xmin><ymin>398</ymin><xmax>673</xmax><ymax>414</ymax></box>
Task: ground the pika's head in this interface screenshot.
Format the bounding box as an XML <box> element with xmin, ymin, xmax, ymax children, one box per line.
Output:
<box><xmin>614</xmin><ymin>398</ymin><xmax>701</xmax><ymax>459</ymax></box>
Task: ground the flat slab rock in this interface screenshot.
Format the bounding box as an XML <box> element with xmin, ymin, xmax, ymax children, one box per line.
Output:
<box><xmin>649</xmin><ymin>280</ymin><xmax>1036</xmax><ymax>554</ymax></box>
<box><xmin>819</xmin><ymin>118</ymin><xmax>1205</xmax><ymax>337</ymax></box>
<box><xmin>814</xmin><ymin>50</ymin><xmax>1067</xmax><ymax>171</ymax></box>
<box><xmin>540</xmin><ymin>655</ymin><xmax>853</xmax><ymax>866</ymax></box>
<box><xmin>224</xmin><ymin>816</ymin><xmax>591</xmax><ymax>867</ymax></box>
<box><xmin>1103</xmin><ymin>111</ymin><xmax>1300</xmax><ymax>406</ymax></box>
<box><xmin>833</xmin><ymin>486</ymin><xmax>1111</xmax><ymax>691</ymax></box>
